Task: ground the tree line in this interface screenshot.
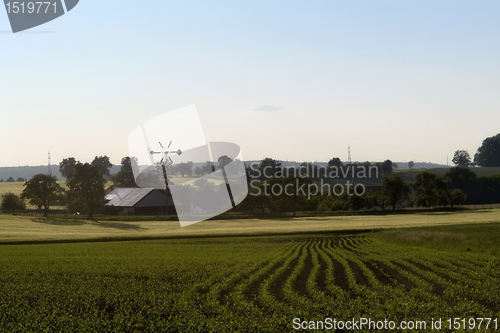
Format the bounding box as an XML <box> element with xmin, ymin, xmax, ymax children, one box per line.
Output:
<box><xmin>1</xmin><ymin>132</ymin><xmax>500</xmax><ymax>217</ymax></box>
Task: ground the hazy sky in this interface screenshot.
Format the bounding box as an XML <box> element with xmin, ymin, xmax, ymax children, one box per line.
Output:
<box><xmin>1</xmin><ymin>1</ymin><xmax>499</xmax><ymax>167</ymax></box>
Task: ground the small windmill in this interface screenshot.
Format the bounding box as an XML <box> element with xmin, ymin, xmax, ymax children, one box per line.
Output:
<box><xmin>149</xmin><ymin>141</ymin><xmax>182</xmax><ymax>214</ymax></box>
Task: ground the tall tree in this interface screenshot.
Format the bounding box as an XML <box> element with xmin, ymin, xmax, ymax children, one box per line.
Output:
<box><xmin>381</xmin><ymin>160</ymin><xmax>395</xmax><ymax>175</ymax></box>
<box><xmin>112</xmin><ymin>157</ymin><xmax>137</xmax><ymax>188</ymax></box>
<box><xmin>91</xmin><ymin>156</ymin><xmax>113</xmax><ymax>179</ymax></box>
<box><xmin>21</xmin><ymin>174</ymin><xmax>64</xmax><ymax>217</ymax></box>
<box><xmin>444</xmin><ymin>166</ymin><xmax>477</xmax><ymax>191</ymax></box>
<box><xmin>120</xmin><ymin>156</ymin><xmax>138</xmax><ymax>172</ymax></box>
<box><xmin>258</xmin><ymin>158</ymin><xmax>282</xmax><ymax>179</ymax></box>
<box><xmin>382</xmin><ymin>175</ymin><xmax>411</xmax><ymax>210</ymax></box>
<box><xmin>408</xmin><ymin>161</ymin><xmax>415</xmax><ymax>170</ymax></box>
<box><xmin>59</xmin><ymin>157</ymin><xmax>77</xmax><ymax>178</ymax></box>
<box><xmin>66</xmin><ymin>163</ymin><xmax>106</xmax><ymax>220</ymax></box>
<box><xmin>413</xmin><ymin>171</ymin><xmax>442</xmax><ymax>207</ymax></box>
<box><xmin>474</xmin><ymin>133</ymin><xmax>500</xmax><ymax>167</ymax></box>
<box><xmin>452</xmin><ymin>150</ymin><xmax>471</xmax><ymax>167</ymax></box>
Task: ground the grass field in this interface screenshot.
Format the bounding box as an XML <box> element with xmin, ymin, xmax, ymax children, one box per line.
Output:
<box><xmin>1</xmin><ymin>219</ymin><xmax>500</xmax><ymax>332</ymax></box>
<box><xmin>0</xmin><ymin>180</ymin><xmax>67</xmax><ymax>197</ymax></box>
<box><xmin>0</xmin><ymin>181</ymin><xmax>26</xmax><ymax>196</ymax></box>
<box><xmin>1</xmin><ymin>208</ymin><xmax>500</xmax><ymax>243</ymax></box>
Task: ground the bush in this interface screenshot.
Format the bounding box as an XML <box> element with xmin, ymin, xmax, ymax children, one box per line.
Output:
<box><xmin>1</xmin><ymin>192</ymin><xmax>26</xmax><ymax>213</ymax></box>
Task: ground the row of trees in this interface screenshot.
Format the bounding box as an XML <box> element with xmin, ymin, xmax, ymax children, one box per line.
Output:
<box><xmin>450</xmin><ymin>133</ymin><xmax>500</xmax><ymax>167</ymax></box>
<box><xmin>1</xmin><ymin>158</ymin><xmax>110</xmax><ymax>219</ymax></box>
<box><xmin>0</xmin><ymin>177</ymin><xmax>26</xmax><ymax>182</ymax></box>
<box><xmin>236</xmin><ymin>155</ymin><xmax>500</xmax><ymax>214</ymax></box>
<box><xmin>3</xmin><ymin>131</ymin><xmax>500</xmax><ymax>217</ymax></box>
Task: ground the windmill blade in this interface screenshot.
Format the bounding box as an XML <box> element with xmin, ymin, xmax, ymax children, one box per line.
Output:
<box><xmin>168</xmin><ymin>156</ymin><xmax>173</xmax><ymax>164</ymax></box>
<box><xmin>147</xmin><ymin>145</ymin><xmax>156</xmax><ymax>165</ymax></box>
<box><xmin>159</xmin><ymin>141</ymin><xmax>164</xmax><ymax>149</ymax></box>
<box><xmin>168</xmin><ymin>141</ymin><xmax>172</xmax><ymax>148</ymax></box>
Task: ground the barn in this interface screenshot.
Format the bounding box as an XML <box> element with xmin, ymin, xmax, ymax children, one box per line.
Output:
<box><xmin>105</xmin><ymin>188</ymin><xmax>176</xmax><ymax>215</ymax></box>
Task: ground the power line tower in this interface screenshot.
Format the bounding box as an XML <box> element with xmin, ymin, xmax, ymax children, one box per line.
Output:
<box><xmin>48</xmin><ymin>151</ymin><xmax>52</xmax><ymax>176</ymax></box>
<box><xmin>348</xmin><ymin>145</ymin><xmax>352</xmax><ymax>164</ymax></box>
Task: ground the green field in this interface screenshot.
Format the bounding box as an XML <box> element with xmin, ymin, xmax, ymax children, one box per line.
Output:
<box><xmin>1</xmin><ymin>222</ymin><xmax>500</xmax><ymax>332</ymax></box>
<box><xmin>1</xmin><ymin>211</ymin><xmax>500</xmax><ymax>331</ymax></box>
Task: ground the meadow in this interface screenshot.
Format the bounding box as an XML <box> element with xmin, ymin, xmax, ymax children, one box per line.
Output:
<box><xmin>1</xmin><ymin>211</ymin><xmax>500</xmax><ymax>331</ymax></box>
<box><xmin>2</xmin><ymin>208</ymin><xmax>500</xmax><ymax>243</ymax></box>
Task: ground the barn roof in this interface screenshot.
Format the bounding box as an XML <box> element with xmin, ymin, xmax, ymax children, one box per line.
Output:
<box><xmin>105</xmin><ymin>188</ymin><xmax>155</xmax><ymax>207</ymax></box>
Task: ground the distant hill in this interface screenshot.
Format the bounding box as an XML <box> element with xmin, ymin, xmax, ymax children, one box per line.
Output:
<box><xmin>0</xmin><ymin>165</ymin><xmax>63</xmax><ymax>182</ymax></box>
<box><xmin>395</xmin><ymin>162</ymin><xmax>449</xmax><ymax>170</ymax></box>
<box><xmin>0</xmin><ymin>165</ymin><xmax>121</xmax><ymax>182</ymax></box>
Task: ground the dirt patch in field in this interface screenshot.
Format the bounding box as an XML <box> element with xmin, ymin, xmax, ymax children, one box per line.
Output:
<box><xmin>330</xmin><ymin>258</ymin><xmax>350</xmax><ymax>292</ymax></box>
<box><xmin>371</xmin><ymin>261</ymin><xmax>417</xmax><ymax>291</ymax></box>
<box><xmin>293</xmin><ymin>247</ymin><xmax>312</xmax><ymax>298</ymax></box>
<box><xmin>218</xmin><ymin>265</ymin><xmax>264</xmax><ymax>305</ymax></box>
<box><xmin>269</xmin><ymin>258</ymin><xmax>299</xmax><ymax>303</ymax></box>
<box><xmin>244</xmin><ymin>260</ymin><xmax>285</xmax><ymax>309</ymax></box>
<box><xmin>347</xmin><ymin>260</ymin><xmax>370</xmax><ymax>287</ymax></box>
<box><xmin>363</xmin><ymin>261</ymin><xmax>393</xmax><ymax>287</ymax></box>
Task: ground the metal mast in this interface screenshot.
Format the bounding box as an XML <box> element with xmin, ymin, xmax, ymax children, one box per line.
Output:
<box><xmin>48</xmin><ymin>151</ymin><xmax>52</xmax><ymax>176</ymax></box>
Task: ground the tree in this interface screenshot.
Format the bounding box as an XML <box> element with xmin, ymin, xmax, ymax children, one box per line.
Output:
<box><xmin>16</xmin><ymin>177</ymin><xmax>25</xmax><ymax>182</ymax></box>
<box><xmin>258</xmin><ymin>158</ymin><xmax>282</xmax><ymax>179</ymax></box>
<box><xmin>218</xmin><ymin>155</ymin><xmax>233</xmax><ymax>169</ymax></box>
<box><xmin>176</xmin><ymin>162</ymin><xmax>194</xmax><ymax>177</ymax></box>
<box><xmin>91</xmin><ymin>156</ymin><xmax>113</xmax><ymax>179</ymax></box>
<box><xmin>474</xmin><ymin>133</ymin><xmax>500</xmax><ymax>167</ymax></box>
<box><xmin>382</xmin><ymin>175</ymin><xmax>411</xmax><ymax>210</ymax></box>
<box><xmin>381</xmin><ymin>160</ymin><xmax>395</xmax><ymax>175</ymax></box>
<box><xmin>6</xmin><ymin>177</ymin><xmax>15</xmax><ymax>182</ymax></box>
<box><xmin>66</xmin><ymin>163</ymin><xmax>106</xmax><ymax>220</ymax></box>
<box><xmin>328</xmin><ymin>157</ymin><xmax>343</xmax><ymax>168</ymax></box>
<box><xmin>21</xmin><ymin>174</ymin><xmax>64</xmax><ymax>217</ymax></box>
<box><xmin>59</xmin><ymin>157</ymin><xmax>77</xmax><ymax>178</ymax></box>
<box><xmin>194</xmin><ymin>166</ymin><xmax>203</xmax><ymax>177</ymax></box>
<box><xmin>119</xmin><ymin>156</ymin><xmax>137</xmax><ymax>172</ymax></box>
<box><xmin>452</xmin><ymin>150</ymin><xmax>471</xmax><ymax>167</ymax></box>
<box><xmin>267</xmin><ymin>176</ymin><xmax>308</xmax><ymax>216</ymax></box>
<box><xmin>444</xmin><ymin>166</ymin><xmax>477</xmax><ymax>191</ymax></box>
<box><xmin>413</xmin><ymin>171</ymin><xmax>442</xmax><ymax>207</ymax></box>
<box><xmin>201</xmin><ymin>161</ymin><xmax>213</xmax><ymax>175</ymax></box>
<box><xmin>408</xmin><ymin>161</ymin><xmax>414</xmax><ymax>170</ymax></box>
<box><xmin>112</xmin><ymin>157</ymin><xmax>137</xmax><ymax>188</ymax></box>
<box><xmin>0</xmin><ymin>192</ymin><xmax>26</xmax><ymax>213</ymax></box>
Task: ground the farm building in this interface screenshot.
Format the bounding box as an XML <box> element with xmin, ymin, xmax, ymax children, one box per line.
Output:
<box><xmin>105</xmin><ymin>188</ymin><xmax>176</xmax><ymax>215</ymax></box>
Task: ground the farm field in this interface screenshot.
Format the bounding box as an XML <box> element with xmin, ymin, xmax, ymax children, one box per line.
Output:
<box><xmin>2</xmin><ymin>208</ymin><xmax>500</xmax><ymax>243</ymax></box>
<box><xmin>0</xmin><ymin>181</ymin><xmax>28</xmax><ymax>196</ymax></box>
<box><xmin>1</xmin><ymin>222</ymin><xmax>500</xmax><ymax>332</ymax></box>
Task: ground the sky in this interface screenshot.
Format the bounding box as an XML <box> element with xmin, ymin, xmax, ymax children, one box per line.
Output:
<box><xmin>1</xmin><ymin>0</ymin><xmax>500</xmax><ymax>167</ymax></box>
